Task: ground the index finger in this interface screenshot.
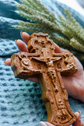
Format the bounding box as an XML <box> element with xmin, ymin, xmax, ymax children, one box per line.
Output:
<box><xmin>21</xmin><ymin>32</ymin><xmax>30</xmax><ymax>44</ymax></box>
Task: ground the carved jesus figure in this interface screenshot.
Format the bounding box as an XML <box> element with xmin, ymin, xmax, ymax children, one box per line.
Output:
<box><xmin>11</xmin><ymin>33</ymin><xmax>78</xmax><ymax>126</ymax></box>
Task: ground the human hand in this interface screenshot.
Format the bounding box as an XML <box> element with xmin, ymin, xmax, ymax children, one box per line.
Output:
<box><xmin>40</xmin><ymin>111</ymin><xmax>84</xmax><ymax>126</ymax></box>
<box><xmin>4</xmin><ymin>32</ymin><xmax>84</xmax><ymax>126</ymax></box>
<box><xmin>4</xmin><ymin>32</ymin><xmax>84</xmax><ymax>102</ymax></box>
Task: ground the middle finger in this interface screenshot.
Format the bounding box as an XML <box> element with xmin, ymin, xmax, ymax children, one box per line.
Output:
<box><xmin>16</xmin><ymin>39</ymin><xmax>28</xmax><ymax>52</ymax></box>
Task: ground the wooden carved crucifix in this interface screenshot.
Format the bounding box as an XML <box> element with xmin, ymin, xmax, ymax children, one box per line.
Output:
<box><xmin>11</xmin><ymin>33</ymin><xmax>78</xmax><ymax>126</ymax></box>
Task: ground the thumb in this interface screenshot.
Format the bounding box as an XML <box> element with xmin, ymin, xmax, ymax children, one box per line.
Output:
<box><xmin>45</xmin><ymin>122</ymin><xmax>54</xmax><ymax>126</ymax></box>
<box><xmin>39</xmin><ymin>121</ymin><xmax>54</xmax><ymax>126</ymax></box>
<box><xmin>73</xmin><ymin>111</ymin><xmax>84</xmax><ymax>126</ymax></box>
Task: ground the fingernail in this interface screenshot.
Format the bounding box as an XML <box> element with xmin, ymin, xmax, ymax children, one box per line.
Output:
<box><xmin>20</xmin><ymin>32</ymin><xmax>23</xmax><ymax>35</ymax></box>
<box><xmin>4</xmin><ymin>61</ymin><xmax>6</xmax><ymax>65</ymax></box>
<box><xmin>78</xmin><ymin>111</ymin><xmax>81</xmax><ymax>119</ymax></box>
<box><xmin>15</xmin><ymin>40</ymin><xmax>17</xmax><ymax>43</ymax></box>
<box><xmin>20</xmin><ymin>32</ymin><xmax>23</xmax><ymax>38</ymax></box>
<box><xmin>4</xmin><ymin>59</ymin><xmax>8</xmax><ymax>65</ymax></box>
<box><xmin>39</xmin><ymin>121</ymin><xmax>47</xmax><ymax>126</ymax></box>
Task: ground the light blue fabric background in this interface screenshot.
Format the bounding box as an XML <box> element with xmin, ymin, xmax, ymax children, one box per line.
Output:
<box><xmin>0</xmin><ymin>0</ymin><xmax>84</xmax><ymax>126</ymax></box>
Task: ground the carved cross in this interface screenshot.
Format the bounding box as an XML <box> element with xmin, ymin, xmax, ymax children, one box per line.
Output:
<box><xmin>11</xmin><ymin>33</ymin><xmax>77</xmax><ymax>126</ymax></box>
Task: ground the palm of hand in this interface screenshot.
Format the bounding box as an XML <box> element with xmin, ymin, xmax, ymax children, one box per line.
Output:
<box><xmin>62</xmin><ymin>56</ymin><xmax>84</xmax><ymax>102</ymax></box>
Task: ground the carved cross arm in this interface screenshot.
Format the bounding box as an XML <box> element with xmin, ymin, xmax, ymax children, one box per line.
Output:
<box><xmin>54</xmin><ymin>52</ymin><xmax>77</xmax><ymax>76</ymax></box>
<box><xmin>11</xmin><ymin>52</ymin><xmax>41</xmax><ymax>79</ymax></box>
